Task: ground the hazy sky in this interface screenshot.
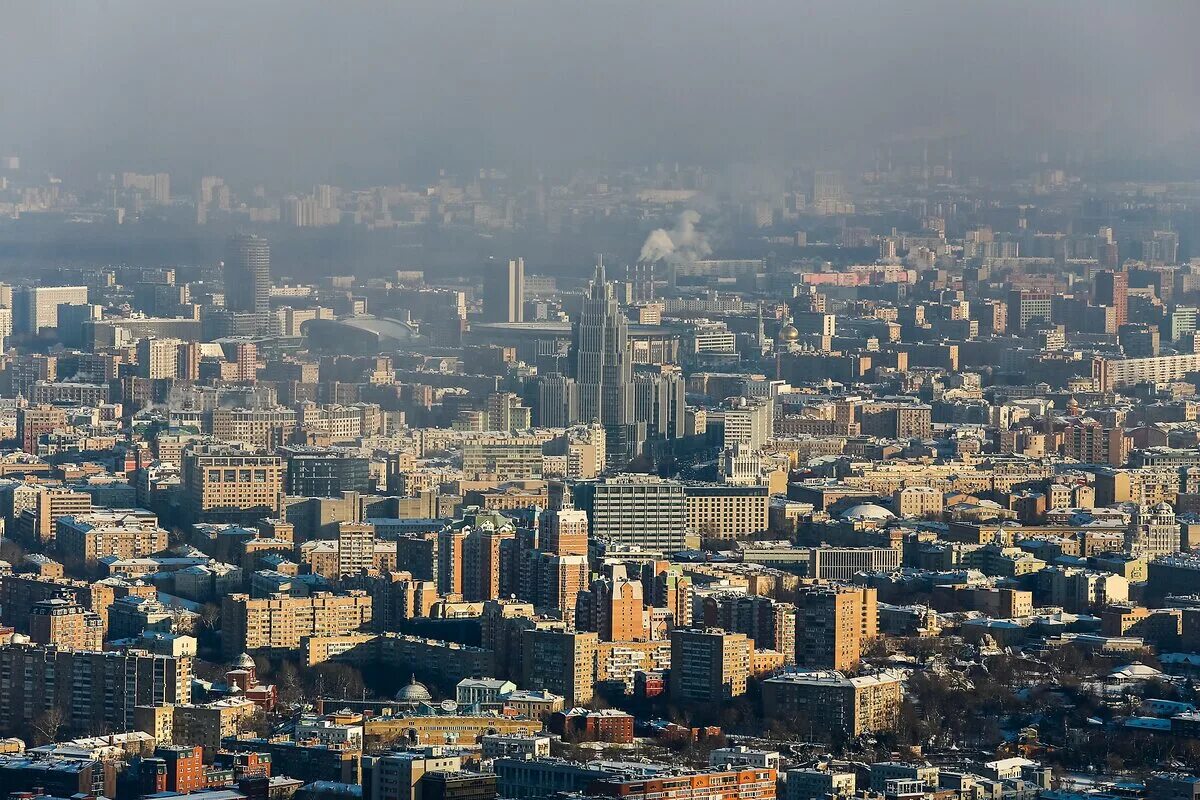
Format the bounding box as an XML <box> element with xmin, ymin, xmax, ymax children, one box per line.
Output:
<box><xmin>4</xmin><ymin>1</ymin><xmax>1199</xmax><ymax>185</ymax></box>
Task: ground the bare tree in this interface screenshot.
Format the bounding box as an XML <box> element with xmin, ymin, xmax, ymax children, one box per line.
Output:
<box><xmin>31</xmin><ymin>708</ymin><xmax>67</xmax><ymax>745</ymax></box>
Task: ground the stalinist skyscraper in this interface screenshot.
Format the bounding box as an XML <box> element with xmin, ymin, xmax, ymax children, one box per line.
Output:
<box><xmin>571</xmin><ymin>258</ymin><xmax>640</xmax><ymax>465</ymax></box>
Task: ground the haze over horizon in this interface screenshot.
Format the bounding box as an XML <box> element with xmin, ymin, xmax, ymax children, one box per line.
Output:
<box><xmin>5</xmin><ymin>1</ymin><xmax>1200</xmax><ymax>186</ymax></box>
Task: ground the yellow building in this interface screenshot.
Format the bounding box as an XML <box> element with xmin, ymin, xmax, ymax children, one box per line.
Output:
<box><xmin>221</xmin><ymin>591</ymin><xmax>373</xmax><ymax>657</ymax></box>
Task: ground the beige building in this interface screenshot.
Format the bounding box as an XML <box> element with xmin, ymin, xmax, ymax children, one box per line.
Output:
<box><xmin>894</xmin><ymin>486</ymin><xmax>944</xmax><ymax>519</ymax></box>
<box><xmin>29</xmin><ymin>597</ymin><xmax>104</xmax><ymax>650</ymax></box>
<box><xmin>221</xmin><ymin>591</ymin><xmax>373</xmax><ymax>657</ymax></box>
<box><xmin>211</xmin><ymin>408</ymin><xmax>298</xmax><ymax>450</ymax></box>
<box><xmin>16</xmin><ymin>486</ymin><xmax>93</xmax><ymax>544</ymax></box>
<box><xmin>685</xmin><ymin>485</ymin><xmax>769</xmax><ymax>540</ymax></box>
<box><xmin>786</xmin><ymin>769</ymin><xmax>856</xmax><ymax>800</ymax></box>
<box><xmin>15</xmin><ymin>285</ymin><xmax>89</xmax><ymax>334</ymax></box>
<box><xmin>1093</xmin><ymin>353</ymin><xmax>1200</xmax><ymax>390</ymax></box>
<box><xmin>595</xmin><ymin>639</ymin><xmax>672</xmax><ymax>689</ymax></box>
<box><xmin>55</xmin><ymin>509</ymin><xmax>168</xmax><ymax>567</ymax></box>
<box><xmin>296</xmin><ymin>403</ymin><xmax>381</xmax><ymax>443</ymax></box>
<box><xmin>762</xmin><ymin>669</ymin><xmax>903</xmax><ymax>740</ymax></box>
<box><xmin>337</xmin><ymin>522</ymin><xmax>376</xmax><ymax>577</ymax></box>
<box><xmin>501</xmin><ymin>689</ymin><xmax>565</xmax><ymax>719</ymax></box>
<box><xmin>133</xmin><ymin>703</ymin><xmax>176</xmax><ymax>743</ymax></box>
<box><xmin>364</xmin><ymin>749</ymin><xmax>462</xmax><ymax>800</ymax></box>
<box><xmin>136</xmin><ymin>337</ymin><xmax>184</xmax><ymax>379</ymax></box>
<box><xmin>719</xmin><ymin>397</ymin><xmax>774</xmax><ymax>450</ymax></box>
<box><xmin>364</xmin><ymin>714</ymin><xmax>542</xmax><ymax>749</ymax></box>
<box><xmin>182</xmin><ymin>445</ymin><xmax>283</xmax><ymax>525</ymax></box>
<box><xmin>462</xmin><ymin>436</ymin><xmax>544</xmax><ymax>481</ymax></box>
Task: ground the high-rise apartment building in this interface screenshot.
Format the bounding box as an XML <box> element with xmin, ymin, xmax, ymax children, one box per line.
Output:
<box><xmin>625</xmin><ymin>262</ymin><xmax>656</xmax><ymax>303</ymax></box>
<box><xmin>792</xmin><ymin>311</ymin><xmax>836</xmax><ymax>337</ymax></box>
<box><xmin>13</xmin><ymin>286</ymin><xmax>90</xmax><ymax>334</ymax></box>
<box><xmin>668</xmin><ymin>628</ymin><xmax>750</xmax><ymax>704</ymax></box>
<box><xmin>137</xmin><ymin>336</ymin><xmax>183</xmax><ymax>379</ymax></box>
<box><xmin>482</xmin><ymin>258</ymin><xmax>525</xmax><ymax>323</ymax></box>
<box><xmin>55</xmin><ymin>509</ymin><xmax>169</xmax><ymax>567</ymax></box>
<box><xmin>1006</xmin><ymin>289</ymin><xmax>1053</xmax><ymax>332</ymax></box>
<box><xmin>15</xmin><ymin>486</ymin><xmax>93</xmax><ymax>545</ymax></box>
<box><xmin>211</xmin><ymin>407</ymin><xmax>298</xmax><ymax>450</ymax></box>
<box><xmin>436</xmin><ymin>528</ymin><xmax>467</xmax><ymax>597</ymax></box>
<box><xmin>225</xmin><ymin>234</ymin><xmax>271</xmax><ymax>332</ymax></box>
<box><xmin>632</xmin><ymin>366</ymin><xmax>686</xmax><ymax>440</ymax></box>
<box><xmin>16</xmin><ymin>404</ymin><xmax>68</xmax><ymax>453</ymax></box>
<box><xmin>0</xmin><ymin>643</ymin><xmax>191</xmax><ymax>733</ymax></box>
<box><xmin>684</xmin><ymin>484</ymin><xmax>770</xmax><ymax>541</ymax></box>
<box><xmin>538</xmin><ymin>554</ymin><xmax>588</xmax><ymax>625</ymax></box>
<box><xmin>575</xmin><ymin>569</ymin><xmax>649</xmax><ymax>642</ymax></box>
<box><xmin>365</xmin><ymin>749</ymin><xmax>462</xmax><ymax>800</ymax></box>
<box><xmin>463</xmin><ymin>524</ymin><xmax>513</xmax><ymax>602</ymax></box>
<box><xmin>462</xmin><ymin>436</ymin><xmax>543</xmax><ymax>481</ymax></box>
<box><xmin>719</xmin><ymin>397</ymin><xmax>774</xmax><ymax>450</ymax></box>
<box><xmin>486</xmin><ymin>392</ymin><xmax>532</xmax><ymax>431</ymax></box>
<box><xmin>533</xmin><ymin>374</ymin><xmax>580</xmax><ymax>428</ymax></box>
<box><xmin>337</xmin><ymin>522</ymin><xmax>377</xmax><ymax>577</ymax></box>
<box><xmin>1061</xmin><ymin>419</ymin><xmax>1130</xmax><ymax>467</ymax></box>
<box><xmin>860</xmin><ymin>403</ymin><xmax>933</xmax><ymax>439</ymax></box>
<box><xmin>795</xmin><ymin>586</ymin><xmax>878</xmax><ymax>671</ymax></box>
<box><xmin>521</xmin><ymin>629</ymin><xmax>598</xmax><ymax>706</ymax></box>
<box><xmin>705</xmin><ymin>593</ymin><xmax>796</xmax><ymax>664</ymax></box>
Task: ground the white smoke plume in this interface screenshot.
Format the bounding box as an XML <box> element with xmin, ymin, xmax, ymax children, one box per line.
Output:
<box><xmin>639</xmin><ymin>209</ymin><xmax>712</xmax><ymax>264</ymax></box>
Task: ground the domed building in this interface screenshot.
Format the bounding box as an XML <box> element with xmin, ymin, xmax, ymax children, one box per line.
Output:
<box><xmin>777</xmin><ymin>323</ymin><xmax>800</xmax><ymax>343</ymax></box>
<box><xmin>230</xmin><ymin>652</ymin><xmax>258</xmax><ymax>683</ymax></box>
<box><xmin>395</xmin><ymin>675</ymin><xmax>433</xmax><ymax>707</ymax></box>
<box><xmin>1128</xmin><ymin>501</ymin><xmax>1180</xmax><ymax>558</ymax></box>
<box><xmin>839</xmin><ymin>503</ymin><xmax>897</xmax><ymax>523</ymax></box>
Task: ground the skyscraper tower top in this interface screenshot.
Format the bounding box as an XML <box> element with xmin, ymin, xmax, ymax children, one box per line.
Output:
<box><xmin>572</xmin><ymin>257</ymin><xmax>632</xmax><ymax>429</ymax></box>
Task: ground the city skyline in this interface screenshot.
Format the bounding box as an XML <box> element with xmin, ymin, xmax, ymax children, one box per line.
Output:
<box><xmin>3</xmin><ymin>5</ymin><xmax>1200</xmax><ymax>800</ymax></box>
